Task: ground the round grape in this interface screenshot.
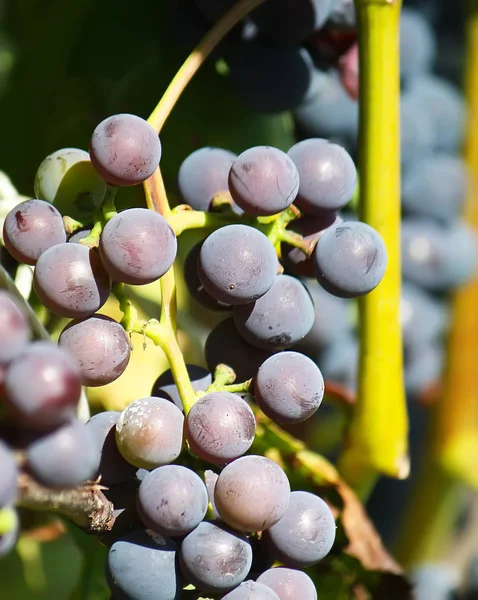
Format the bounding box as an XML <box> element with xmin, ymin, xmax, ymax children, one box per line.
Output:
<box><xmin>400</xmin><ymin>8</ymin><xmax>436</xmax><ymax>81</ymax></box>
<box><xmin>99</xmin><ymin>208</ymin><xmax>177</xmax><ymax>285</ymax></box>
<box><xmin>254</xmin><ymin>352</ymin><xmax>324</xmax><ymax>425</ymax></box>
<box><xmin>85</xmin><ymin>411</ymin><xmax>137</xmax><ymax>485</ymax></box>
<box><xmin>222</xmin><ymin>581</ymin><xmax>280</xmax><ymax>599</ymax></box>
<box><xmin>34</xmin><ymin>148</ymin><xmax>106</xmax><ymax>221</ymax></box>
<box><xmin>178</xmin><ymin>147</ymin><xmax>237</xmax><ymax>211</ymax></box>
<box><xmin>233</xmin><ymin>275</ymin><xmax>315</xmax><ymax>351</ymax></box>
<box><xmin>401</xmin><ymin>283</ymin><xmax>448</xmax><ymax>349</ymax></box>
<box><xmin>59</xmin><ymin>315</ymin><xmax>131</xmax><ymax>387</ymax></box>
<box><xmin>152</xmin><ymin>364</ymin><xmax>212</xmax><ymax>412</ymax></box>
<box><xmin>214</xmin><ymin>455</ymin><xmax>290</xmax><ymax>532</ymax></box>
<box><xmin>137</xmin><ymin>465</ymin><xmax>208</xmax><ymax>537</ymax></box>
<box><xmin>257</xmin><ymin>568</ymin><xmax>317</xmax><ymax>600</ymax></box>
<box><xmin>0</xmin><ymin>441</ymin><xmax>17</xmax><ymax>508</ymax></box>
<box><xmin>314</xmin><ymin>221</ymin><xmax>387</xmax><ymax>298</ymax></box>
<box><xmin>4</xmin><ymin>342</ymin><xmax>81</xmax><ymax>429</ymax></box>
<box><xmin>90</xmin><ymin>114</ymin><xmax>161</xmax><ymax>186</ymax></box>
<box><xmin>186</xmin><ymin>392</ymin><xmax>256</xmax><ymax>464</ymax></box>
<box><xmin>287</xmin><ymin>138</ymin><xmax>357</xmax><ymax>214</ymax></box>
<box><xmin>107</xmin><ymin>529</ymin><xmax>181</xmax><ymax>600</ymax></box>
<box><xmin>33</xmin><ymin>243</ymin><xmax>111</xmax><ymax>318</ymax></box>
<box><xmin>26</xmin><ymin>418</ymin><xmax>98</xmax><ymax>488</ymax></box>
<box><xmin>198</xmin><ymin>225</ymin><xmax>278</xmax><ymax>305</ymax></box>
<box><xmin>3</xmin><ymin>199</ymin><xmax>66</xmax><ymax>265</ymax></box>
<box><xmin>68</xmin><ymin>228</ymin><xmax>91</xmax><ymax>243</ymax></box>
<box><xmin>228</xmin><ymin>147</ymin><xmax>299</xmax><ymax>216</ymax></box>
<box><xmin>0</xmin><ymin>291</ymin><xmax>30</xmax><ymax>365</ymax></box>
<box><xmin>116</xmin><ymin>397</ymin><xmax>184</xmax><ymax>469</ymax></box>
<box><xmin>265</xmin><ymin>491</ymin><xmax>335</xmax><ymax>567</ymax></box>
<box><xmin>180</xmin><ymin>520</ymin><xmax>253</xmax><ymax>594</ymax></box>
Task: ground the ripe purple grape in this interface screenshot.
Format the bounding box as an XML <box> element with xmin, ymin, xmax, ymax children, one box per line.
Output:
<box><xmin>99</xmin><ymin>208</ymin><xmax>177</xmax><ymax>285</ymax></box>
<box><xmin>214</xmin><ymin>455</ymin><xmax>290</xmax><ymax>532</ymax></box>
<box><xmin>33</xmin><ymin>243</ymin><xmax>111</xmax><ymax>318</ymax></box>
<box><xmin>264</xmin><ymin>491</ymin><xmax>336</xmax><ymax>567</ymax></box>
<box><xmin>228</xmin><ymin>146</ymin><xmax>299</xmax><ymax>216</ymax></box>
<box><xmin>186</xmin><ymin>392</ymin><xmax>256</xmax><ymax>464</ymax></box>
<box><xmin>3</xmin><ymin>199</ymin><xmax>66</xmax><ymax>265</ymax></box>
<box><xmin>198</xmin><ymin>225</ymin><xmax>278</xmax><ymax>305</ymax></box>
<box><xmin>0</xmin><ymin>441</ymin><xmax>17</xmax><ymax>508</ymax></box>
<box><xmin>0</xmin><ymin>291</ymin><xmax>30</xmax><ymax>365</ymax></box>
<box><xmin>4</xmin><ymin>342</ymin><xmax>81</xmax><ymax>429</ymax></box>
<box><xmin>137</xmin><ymin>465</ymin><xmax>208</xmax><ymax>537</ymax></box>
<box><xmin>115</xmin><ymin>397</ymin><xmax>184</xmax><ymax>469</ymax></box>
<box><xmin>179</xmin><ymin>521</ymin><xmax>253</xmax><ymax>593</ymax></box>
<box><xmin>26</xmin><ymin>418</ymin><xmax>98</xmax><ymax>488</ymax></box>
<box><xmin>59</xmin><ymin>315</ymin><xmax>131</xmax><ymax>387</ymax></box>
<box><xmin>254</xmin><ymin>352</ymin><xmax>324</xmax><ymax>425</ymax></box>
<box><xmin>90</xmin><ymin>114</ymin><xmax>162</xmax><ymax>186</ymax></box>
<box><xmin>287</xmin><ymin>138</ymin><xmax>357</xmax><ymax>214</ymax></box>
<box><xmin>152</xmin><ymin>364</ymin><xmax>212</xmax><ymax>412</ymax></box>
<box><xmin>222</xmin><ymin>581</ymin><xmax>280</xmax><ymax>599</ymax></box>
<box><xmin>233</xmin><ymin>275</ymin><xmax>315</xmax><ymax>351</ymax></box>
<box><xmin>257</xmin><ymin>568</ymin><xmax>317</xmax><ymax>600</ymax></box>
<box><xmin>314</xmin><ymin>221</ymin><xmax>388</xmax><ymax>298</ymax></box>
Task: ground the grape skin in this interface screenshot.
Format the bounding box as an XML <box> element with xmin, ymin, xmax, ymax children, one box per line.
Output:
<box><xmin>137</xmin><ymin>465</ymin><xmax>208</xmax><ymax>537</ymax></box>
<box><xmin>178</xmin><ymin>147</ymin><xmax>237</xmax><ymax>211</ymax></box>
<box><xmin>4</xmin><ymin>342</ymin><xmax>81</xmax><ymax>429</ymax></box>
<box><xmin>222</xmin><ymin>581</ymin><xmax>280</xmax><ymax>599</ymax></box>
<box><xmin>179</xmin><ymin>520</ymin><xmax>253</xmax><ymax>594</ymax></box>
<box><xmin>198</xmin><ymin>225</ymin><xmax>278</xmax><ymax>305</ymax></box>
<box><xmin>228</xmin><ymin>147</ymin><xmax>299</xmax><ymax>216</ymax></box>
<box><xmin>254</xmin><ymin>352</ymin><xmax>324</xmax><ymax>425</ymax></box>
<box><xmin>287</xmin><ymin>139</ymin><xmax>357</xmax><ymax>214</ymax></box>
<box><xmin>59</xmin><ymin>315</ymin><xmax>131</xmax><ymax>387</ymax></box>
<box><xmin>33</xmin><ymin>243</ymin><xmax>111</xmax><ymax>318</ymax></box>
<box><xmin>214</xmin><ymin>455</ymin><xmax>290</xmax><ymax>532</ymax></box>
<box><xmin>99</xmin><ymin>208</ymin><xmax>177</xmax><ymax>285</ymax></box>
<box><xmin>3</xmin><ymin>199</ymin><xmax>66</xmax><ymax>265</ymax></box>
<box><xmin>233</xmin><ymin>275</ymin><xmax>315</xmax><ymax>351</ymax></box>
<box><xmin>257</xmin><ymin>568</ymin><xmax>317</xmax><ymax>600</ymax></box>
<box><xmin>107</xmin><ymin>529</ymin><xmax>181</xmax><ymax>600</ymax></box>
<box><xmin>90</xmin><ymin>114</ymin><xmax>162</xmax><ymax>187</ymax></box>
<box><xmin>0</xmin><ymin>441</ymin><xmax>17</xmax><ymax>508</ymax></box>
<box><xmin>85</xmin><ymin>411</ymin><xmax>137</xmax><ymax>485</ymax></box>
<box><xmin>0</xmin><ymin>291</ymin><xmax>30</xmax><ymax>365</ymax></box>
<box><xmin>115</xmin><ymin>397</ymin><xmax>184</xmax><ymax>469</ymax></box>
<box><xmin>26</xmin><ymin>418</ymin><xmax>98</xmax><ymax>489</ymax></box>
<box><xmin>264</xmin><ymin>491</ymin><xmax>335</xmax><ymax>567</ymax></box>
<box><xmin>314</xmin><ymin>221</ymin><xmax>388</xmax><ymax>298</ymax></box>
<box><xmin>186</xmin><ymin>392</ymin><xmax>256</xmax><ymax>464</ymax></box>
<box><xmin>152</xmin><ymin>364</ymin><xmax>212</xmax><ymax>412</ymax></box>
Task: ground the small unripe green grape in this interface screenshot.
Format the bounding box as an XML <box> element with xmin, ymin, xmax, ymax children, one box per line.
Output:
<box><xmin>34</xmin><ymin>148</ymin><xmax>106</xmax><ymax>221</ymax></box>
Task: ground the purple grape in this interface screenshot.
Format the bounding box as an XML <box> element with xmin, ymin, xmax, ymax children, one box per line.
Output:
<box><xmin>254</xmin><ymin>352</ymin><xmax>324</xmax><ymax>425</ymax></box>
<box><xmin>314</xmin><ymin>221</ymin><xmax>388</xmax><ymax>298</ymax></box>
<box><xmin>33</xmin><ymin>243</ymin><xmax>111</xmax><ymax>318</ymax></box>
<box><xmin>257</xmin><ymin>568</ymin><xmax>317</xmax><ymax>600</ymax></box>
<box><xmin>228</xmin><ymin>147</ymin><xmax>299</xmax><ymax>216</ymax></box>
<box><xmin>115</xmin><ymin>397</ymin><xmax>184</xmax><ymax>469</ymax></box>
<box><xmin>99</xmin><ymin>208</ymin><xmax>177</xmax><ymax>285</ymax></box>
<box><xmin>401</xmin><ymin>283</ymin><xmax>448</xmax><ymax>349</ymax></box>
<box><xmin>3</xmin><ymin>199</ymin><xmax>66</xmax><ymax>265</ymax></box>
<box><xmin>68</xmin><ymin>228</ymin><xmax>92</xmax><ymax>243</ymax></box>
<box><xmin>0</xmin><ymin>291</ymin><xmax>30</xmax><ymax>364</ymax></box>
<box><xmin>204</xmin><ymin>470</ymin><xmax>220</xmax><ymax>518</ymax></box>
<box><xmin>287</xmin><ymin>139</ymin><xmax>357</xmax><ymax>214</ymax></box>
<box><xmin>137</xmin><ymin>465</ymin><xmax>208</xmax><ymax>537</ymax></box>
<box><xmin>90</xmin><ymin>114</ymin><xmax>162</xmax><ymax>187</ymax></box>
<box><xmin>214</xmin><ymin>455</ymin><xmax>290</xmax><ymax>532</ymax></box>
<box><xmin>152</xmin><ymin>364</ymin><xmax>212</xmax><ymax>412</ymax></box>
<box><xmin>198</xmin><ymin>225</ymin><xmax>278</xmax><ymax>305</ymax></box>
<box><xmin>222</xmin><ymin>581</ymin><xmax>280</xmax><ymax>599</ymax></box>
<box><xmin>186</xmin><ymin>392</ymin><xmax>256</xmax><ymax>464</ymax></box>
<box><xmin>26</xmin><ymin>418</ymin><xmax>98</xmax><ymax>488</ymax></box>
<box><xmin>264</xmin><ymin>491</ymin><xmax>335</xmax><ymax>567</ymax></box>
<box><xmin>233</xmin><ymin>275</ymin><xmax>315</xmax><ymax>351</ymax></box>
<box><xmin>0</xmin><ymin>441</ymin><xmax>17</xmax><ymax>507</ymax></box>
<box><xmin>85</xmin><ymin>411</ymin><xmax>137</xmax><ymax>485</ymax></box>
<box><xmin>178</xmin><ymin>147</ymin><xmax>237</xmax><ymax>211</ymax></box>
<box><xmin>179</xmin><ymin>520</ymin><xmax>253</xmax><ymax>593</ymax></box>
<box><xmin>59</xmin><ymin>315</ymin><xmax>131</xmax><ymax>387</ymax></box>
<box><xmin>4</xmin><ymin>342</ymin><xmax>81</xmax><ymax>429</ymax></box>
<box><xmin>107</xmin><ymin>529</ymin><xmax>181</xmax><ymax>600</ymax></box>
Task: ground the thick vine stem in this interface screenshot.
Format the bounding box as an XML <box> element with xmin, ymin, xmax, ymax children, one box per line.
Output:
<box><xmin>17</xmin><ymin>473</ymin><xmax>115</xmax><ymax>535</ymax></box>
<box><xmin>338</xmin><ymin>0</ymin><xmax>407</xmax><ymax>498</ymax></box>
